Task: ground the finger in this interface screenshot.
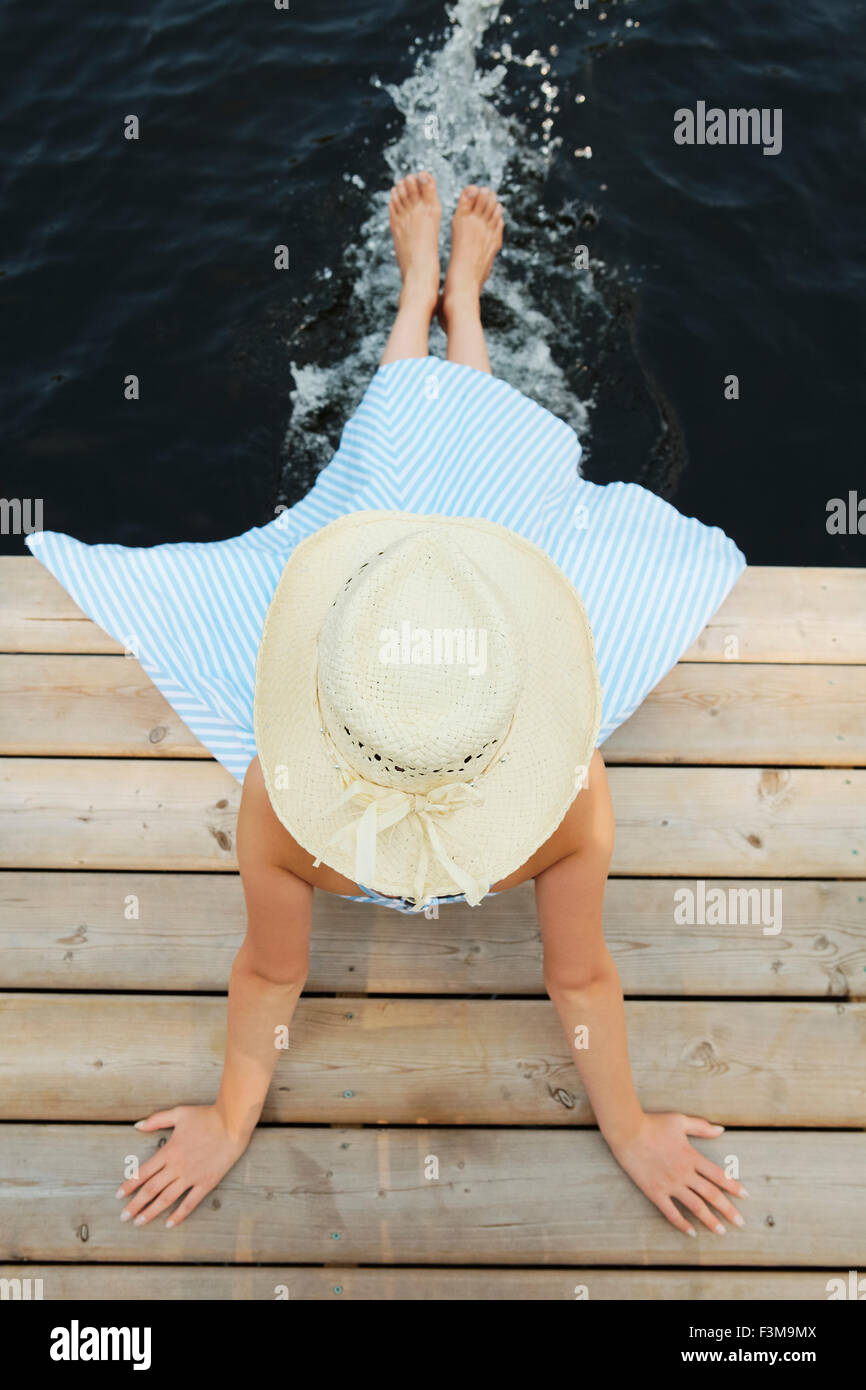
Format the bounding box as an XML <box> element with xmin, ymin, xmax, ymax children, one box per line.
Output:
<box><xmin>676</xmin><ymin>1186</ymin><xmax>727</xmax><ymax>1236</ymax></box>
<box><xmin>121</xmin><ymin>1170</ymin><xmax>176</xmax><ymax>1223</ymax></box>
<box><xmin>165</xmin><ymin>1185</ymin><xmax>207</xmax><ymax>1230</ymax></box>
<box><xmin>655</xmin><ymin>1194</ymin><xmax>696</xmax><ymax>1238</ymax></box>
<box><xmin>694</xmin><ymin>1154</ymin><xmax>750</xmax><ymax>1199</ymax></box>
<box><xmin>116</xmin><ymin>1150</ymin><xmax>167</xmax><ymax>1200</ymax></box>
<box><xmin>682</xmin><ymin>1114</ymin><xmax>726</xmax><ymax>1139</ymax></box>
<box><xmin>134</xmin><ymin>1108</ymin><xmax>180</xmax><ymax>1133</ymax></box>
<box><xmin>131</xmin><ymin>1178</ymin><xmax>187</xmax><ymax>1228</ymax></box>
<box><xmin>689</xmin><ymin>1175</ymin><xmax>745</xmax><ymax>1229</ymax></box>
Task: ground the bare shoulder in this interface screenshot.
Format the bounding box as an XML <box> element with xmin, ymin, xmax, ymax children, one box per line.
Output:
<box><xmin>530</xmin><ymin>748</ymin><xmax>614</xmax><ymax>863</ymax></box>
<box><xmin>559</xmin><ymin>748</ymin><xmax>615</xmax><ymax>856</ymax></box>
<box><xmin>237</xmin><ymin>756</ymin><xmax>300</xmax><ymax>873</ymax></box>
<box><xmin>491</xmin><ymin>748</ymin><xmax>614</xmax><ymax>891</ymax></box>
<box><xmin>237</xmin><ymin>756</ymin><xmax>361</xmax><ymax>895</ymax></box>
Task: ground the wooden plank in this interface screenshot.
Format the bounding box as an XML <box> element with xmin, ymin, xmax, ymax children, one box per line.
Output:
<box><xmin>2</xmin><ymin>760</ymin><xmax>863</xmax><ymax>876</ymax></box>
<box><xmin>0</xmin><ymin>1125</ymin><xmax>861</xmax><ymax>1265</ymax></box>
<box><xmin>4</xmin><ymin>558</ymin><xmax>866</xmax><ymax>663</ymax></box>
<box><xmin>2</xmin><ymin>872</ymin><xmax>863</xmax><ymax>997</ymax></box>
<box><xmin>0</xmin><ymin>758</ymin><xmax>240</xmax><ymax>869</ymax></box>
<box><xmin>604</xmin><ymin>664</ymin><xmax>866</xmax><ymax>765</ymax></box>
<box><xmin>4</xmin><ymin>655</ymin><xmax>864</xmax><ymax>766</ymax></box>
<box><xmin>681</xmin><ymin>567</ymin><xmax>866</xmax><ymax>663</ymax></box>
<box><xmin>0</xmin><ymin>1264</ymin><xmax>843</xmax><ymax>1301</ymax></box>
<box><xmin>609</xmin><ymin>766</ymin><xmax>866</xmax><ymax>877</ymax></box>
<box><xmin>1</xmin><ymin>995</ymin><xmax>863</xmax><ymax>1125</ymax></box>
<box><xmin>0</xmin><ymin>655</ymin><xmax>205</xmax><ymax>757</ymax></box>
<box><xmin>0</xmin><ymin>558</ymin><xmax>122</xmax><ymax>654</ymax></box>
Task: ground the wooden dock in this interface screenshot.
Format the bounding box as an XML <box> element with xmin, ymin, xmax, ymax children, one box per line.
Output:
<box><xmin>0</xmin><ymin>558</ymin><xmax>864</xmax><ymax>1300</ymax></box>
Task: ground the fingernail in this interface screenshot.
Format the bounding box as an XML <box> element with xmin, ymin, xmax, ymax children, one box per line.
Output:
<box><xmin>715</xmin><ymin>1223</ymin><xmax>726</xmax><ymax>1235</ymax></box>
<box><xmin>713</xmin><ymin>1124</ymin><xmax>725</xmax><ymax>1133</ymax></box>
<box><xmin>115</xmin><ymin>1188</ymin><xmax>125</xmax><ymax>1199</ymax></box>
<box><xmin>165</xmin><ymin>1218</ymin><xmax>174</xmax><ymax>1229</ymax></box>
<box><xmin>133</xmin><ymin>1215</ymin><xmax>146</xmax><ymax>1227</ymax></box>
<box><xmin>739</xmin><ymin>1186</ymin><xmax>750</xmax><ymax>1197</ymax></box>
<box><xmin>686</xmin><ymin>1227</ymin><xmax>696</xmax><ymax>1237</ymax></box>
<box><xmin>120</xmin><ymin>1210</ymin><xmax>131</xmax><ymax>1223</ymax></box>
<box><xmin>732</xmin><ymin>1212</ymin><xmax>745</xmax><ymax>1228</ymax></box>
<box><xmin>133</xmin><ymin>1120</ymin><xmax>146</xmax><ymax>1130</ymax></box>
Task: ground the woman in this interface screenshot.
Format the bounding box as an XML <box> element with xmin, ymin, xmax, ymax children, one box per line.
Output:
<box><xmin>28</xmin><ymin>173</ymin><xmax>748</xmax><ymax>1239</ymax></box>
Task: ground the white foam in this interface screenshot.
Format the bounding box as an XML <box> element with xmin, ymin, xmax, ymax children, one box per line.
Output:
<box><xmin>286</xmin><ymin>0</ymin><xmax>600</xmax><ymax>478</ymax></box>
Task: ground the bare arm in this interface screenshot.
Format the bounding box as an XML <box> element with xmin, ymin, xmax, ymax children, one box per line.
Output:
<box><xmin>535</xmin><ymin>756</ymin><xmax>643</xmax><ymax>1146</ymax></box>
<box><xmin>117</xmin><ymin>759</ymin><xmax>312</xmax><ymax>1229</ymax></box>
<box><xmin>215</xmin><ymin>869</ymin><xmax>311</xmax><ymax>1143</ymax></box>
<box><xmin>537</xmin><ymin>755</ymin><xmax>748</xmax><ymax>1239</ymax></box>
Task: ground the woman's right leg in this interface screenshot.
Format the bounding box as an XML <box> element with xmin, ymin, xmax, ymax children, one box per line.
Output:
<box><xmin>380</xmin><ymin>172</ymin><xmax>442</xmax><ymax>367</ymax></box>
<box><xmin>440</xmin><ymin>185</ymin><xmax>504</xmax><ymax>375</ymax></box>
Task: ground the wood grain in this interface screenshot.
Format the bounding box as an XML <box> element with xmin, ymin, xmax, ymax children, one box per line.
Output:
<box><xmin>3</xmin><ymin>760</ymin><xmax>863</xmax><ymax>876</ymax></box>
<box><xmin>0</xmin><ymin>1264</ymin><xmax>843</xmax><ymax>1301</ymax></box>
<box><xmin>680</xmin><ymin>566</ymin><xmax>866</xmax><ymax>663</ymax></box>
<box><xmin>3</xmin><ymin>654</ymin><xmax>864</xmax><ymax>765</ymax></box>
<box><xmin>1</xmin><ymin>872</ymin><xmax>863</xmax><ymax>996</ymax></box>
<box><xmin>4</xmin><ymin>559</ymin><xmax>865</xmax><ymax>661</ymax></box>
<box><xmin>1</xmin><ymin>993</ymin><xmax>863</xmax><ymax>1125</ymax></box>
<box><xmin>0</xmin><ymin>1125</ymin><xmax>861</xmax><ymax>1265</ymax></box>
<box><xmin>0</xmin><ymin>655</ymin><xmax>205</xmax><ymax>757</ymax></box>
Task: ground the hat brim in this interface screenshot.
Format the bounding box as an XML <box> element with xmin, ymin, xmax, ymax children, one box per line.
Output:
<box><xmin>254</xmin><ymin>511</ymin><xmax>602</xmax><ymax>900</ymax></box>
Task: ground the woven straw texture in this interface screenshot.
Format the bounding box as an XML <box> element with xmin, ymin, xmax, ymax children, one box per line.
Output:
<box><xmin>254</xmin><ymin>510</ymin><xmax>602</xmax><ymax>901</ymax></box>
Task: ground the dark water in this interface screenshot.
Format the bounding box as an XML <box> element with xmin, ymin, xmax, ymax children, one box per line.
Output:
<box><xmin>2</xmin><ymin>0</ymin><xmax>864</xmax><ymax>564</ymax></box>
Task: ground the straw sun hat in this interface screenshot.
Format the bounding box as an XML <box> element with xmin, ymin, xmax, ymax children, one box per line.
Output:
<box><xmin>254</xmin><ymin>510</ymin><xmax>602</xmax><ymax>911</ymax></box>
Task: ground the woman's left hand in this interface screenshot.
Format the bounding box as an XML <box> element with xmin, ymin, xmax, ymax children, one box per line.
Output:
<box><xmin>608</xmin><ymin>1111</ymin><xmax>748</xmax><ymax>1238</ymax></box>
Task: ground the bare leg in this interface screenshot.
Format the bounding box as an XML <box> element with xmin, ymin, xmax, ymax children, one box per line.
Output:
<box><xmin>439</xmin><ymin>185</ymin><xmax>504</xmax><ymax>375</ymax></box>
<box><xmin>379</xmin><ymin>172</ymin><xmax>442</xmax><ymax>366</ymax></box>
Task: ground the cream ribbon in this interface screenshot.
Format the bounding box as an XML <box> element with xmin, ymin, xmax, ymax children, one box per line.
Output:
<box><xmin>313</xmin><ymin>778</ymin><xmax>490</xmax><ymax>912</ymax></box>
<box><xmin>310</xmin><ymin>649</ymin><xmax>515</xmax><ymax>911</ymax></box>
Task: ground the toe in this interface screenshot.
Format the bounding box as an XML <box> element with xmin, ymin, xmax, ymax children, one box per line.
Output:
<box><xmin>459</xmin><ymin>184</ymin><xmax>480</xmax><ymax>210</ymax></box>
<box><xmin>477</xmin><ymin>187</ymin><xmax>498</xmax><ymax>219</ymax></box>
<box><xmin>417</xmin><ymin>171</ymin><xmax>438</xmax><ymax>202</ymax></box>
<box><xmin>404</xmin><ymin>174</ymin><xmax>421</xmax><ymax>202</ymax></box>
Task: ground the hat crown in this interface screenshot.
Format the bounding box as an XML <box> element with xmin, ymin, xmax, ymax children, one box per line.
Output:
<box><xmin>316</xmin><ymin>533</ymin><xmax>522</xmax><ymax>792</ymax></box>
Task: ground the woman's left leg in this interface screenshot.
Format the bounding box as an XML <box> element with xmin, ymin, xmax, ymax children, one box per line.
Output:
<box><xmin>380</xmin><ymin>172</ymin><xmax>442</xmax><ymax>365</ymax></box>
<box><xmin>439</xmin><ymin>185</ymin><xmax>504</xmax><ymax>375</ymax></box>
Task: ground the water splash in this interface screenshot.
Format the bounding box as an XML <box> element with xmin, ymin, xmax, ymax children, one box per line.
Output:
<box><xmin>284</xmin><ymin>0</ymin><xmax>601</xmax><ymax>484</ymax></box>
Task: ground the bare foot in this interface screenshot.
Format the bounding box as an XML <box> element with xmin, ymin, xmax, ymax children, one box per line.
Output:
<box><xmin>388</xmin><ymin>172</ymin><xmax>442</xmax><ymax>313</ymax></box>
<box><xmin>440</xmin><ymin>185</ymin><xmax>504</xmax><ymax>324</ymax></box>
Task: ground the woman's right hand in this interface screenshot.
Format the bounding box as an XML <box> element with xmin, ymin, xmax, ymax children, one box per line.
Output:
<box><xmin>117</xmin><ymin>1104</ymin><xmax>252</xmax><ymax>1230</ymax></box>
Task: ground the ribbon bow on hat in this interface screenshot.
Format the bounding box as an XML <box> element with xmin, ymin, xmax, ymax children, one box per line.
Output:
<box><xmin>313</xmin><ymin>776</ymin><xmax>489</xmax><ymax>911</ymax></box>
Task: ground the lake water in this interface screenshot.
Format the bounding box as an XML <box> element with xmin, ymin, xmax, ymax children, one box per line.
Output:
<box><xmin>2</xmin><ymin>0</ymin><xmax>864</xmax><ymax>563</ymax></box>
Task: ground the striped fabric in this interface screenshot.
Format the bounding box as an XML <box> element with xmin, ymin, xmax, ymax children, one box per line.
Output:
<box><xmin>26</xmin><ymin>356</ymin><xmax>746</xmax><ymax>801</ymax></box>
<box><xmin>345</xmin><ymin>883</ymin><xmax>505</xmax><ymax>915</ymax></box>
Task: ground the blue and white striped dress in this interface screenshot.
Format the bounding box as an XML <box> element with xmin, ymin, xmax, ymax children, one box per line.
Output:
<box><xmin>26</xmin><ymin>356</ymin><xmax>746</xmax><ymax>791</ymax></box>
